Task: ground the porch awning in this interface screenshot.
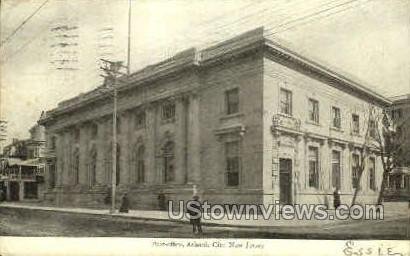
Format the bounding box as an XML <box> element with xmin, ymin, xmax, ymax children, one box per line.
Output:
<box><xmin>20</xmin><ymin>158</ymin><xmax>45</xmax><ymax>167</ymax></box>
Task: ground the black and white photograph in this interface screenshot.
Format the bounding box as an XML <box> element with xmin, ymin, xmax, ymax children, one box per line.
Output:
<box><xmin>0</xmin><ymin>0</ymin><xmax>409</xmax><ymax>255</ymax></box>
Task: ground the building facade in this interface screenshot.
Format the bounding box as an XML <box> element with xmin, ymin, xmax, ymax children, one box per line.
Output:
<box><xmin>38</xmin><ymin>28</ymin><xmax>391</xmax><ymax>210</ymax></box>
<box><xmin>0</xmin><ymin>124</ymin><xmax>46</xmax><ymax>201</ymax></box>
<box><xmin>386</xmin><ymin>94</ymin><xmax>410</xmax><ymax>200</ymax></box>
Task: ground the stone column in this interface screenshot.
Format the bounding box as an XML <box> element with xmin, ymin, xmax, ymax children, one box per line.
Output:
<box><xmin>342</xmin><ymin>144</ymin><xmax>350</xmax><ymax>192</ymax></box>
<box><xmin>146</xmin><ymin>104</ymin><xmax>157</xmax><ymax>184</ymax></box>
<box><xmin>5</xmin><ymin>181</ymin><xmax>10</xmax><ymax>201</ymax></box>
<box><xmin>96</xmin><ymin>121</ymin><xmax>106</xmax><ymax>185</ymax></box>
<box><xmin>123</xmin><ymin>113</ymin><xmax>131</xmax><ymax>185</ymax></box>
<box><xmin>187</xmin><ymin>94</ymin><xmax>200</xmax><ymax>185</ymax></box>
<box><xmin>294</xmin><ymin>135</ymin><xmax>304</xmax><ymax>203</ymax></box>
<box><xmin>55</xmin><ymin>133</ymin><xmax>64</xmax><ymax>187</ymax></box>
<box><xmin>19</xmin><ymin>166</ymin><xmax>24</xmax><ymax>201</ymax></box>
<box><xmin>271</xmin><ymin>131</ymin><xmax>280</xmax><ymax>202</ymax></box>
<box><xmin>320</xmin><ymin>139</ymin><xmax>329</xmax><ymax>192</ymax></box>
<box><xmin>175</xmin><ymin>97</ymin><xmax>187</xmax><ymax>184</ymax></box>
<box><xmin>78</xmin><ymin>125</ymin><xmax>89</xmax><ymax>186</ymax></box>
<box><xmin>62</xmin><ymin>131</ymin><xmax>71</xmax><ymax>186</ymax></box>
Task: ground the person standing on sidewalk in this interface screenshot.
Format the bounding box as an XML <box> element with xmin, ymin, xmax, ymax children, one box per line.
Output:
<box><xmin>119</xmin><ymin>193</ymin><xmax>130</xmax><ymax>213</ymax></box>
<box><xmin>187</xmin><ymin>195</ymin><xmax>203</xmax><ymax>235</ymax></box>
<box><xmin>333</xmin><ymin>188</ymin><xmax>341</xmax><ymax>209</ymax></box>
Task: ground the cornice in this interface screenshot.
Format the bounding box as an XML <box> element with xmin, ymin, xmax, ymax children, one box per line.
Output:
<box><xmin>39</xmin><ymin>27</ymin><xmax>392</xmax><ymax>126</ymax></box>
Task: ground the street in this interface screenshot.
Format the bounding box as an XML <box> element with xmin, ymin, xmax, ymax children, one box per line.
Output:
<box><xmin>0</xmin><ymin>206</ymin><xmax>408</xmax><ymax>239</ymax></box>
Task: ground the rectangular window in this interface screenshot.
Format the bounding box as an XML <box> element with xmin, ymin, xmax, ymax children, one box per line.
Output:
<box><xmin>392</xmin><ymin>108</ymin><xmax>403</xmax><ymax>119</ymax></box>
<box><xmin>308</xmin><ymin>146</ymin><xmax>319</xmax><ymax>188</ymax></box>
<box><xmin>352</xmin><ymin>114</ymin><xmax>360</xmax><ymax>134</ymax></box>
<box><xmin>332</xmin><ymin>151</ymin><xmax>341</xmax><ymax>189</ymax></box>
<box><xmin>352</xmin><ymin>154</ymin><xmax>360</xmax><ymax>189</ymax></box>
<box><xmin>369</xmin><ymin>119</ymin><xmax>376</xmax><ymax>139</ymax></box>
<box><xmin>161</xmin><ymin>102</ymin><xmax>175</xmax><ymax>120</ymax></box>
<box><xmin>369</xmin><ymin>157</ymin><xmax>376</xmax><ymax>191</ymax></box>
<box><xmin>226</xmin><ymin>88</ymin><xmax>239</xmax><ymax>115</ymax></box>
<box><xmin>280</xmin><ymin>88</ymin><xmax>292</xmax><ymax>115</ymax></box>
<box><xmin>308</xmin><ymin>99</ymin><xmax>319</xmax><ymax>123</ymax></box>
<box><xmin>225</xmin><ymin>141</ymin><xmax>240</xmax><ymax>187</ymax></box>
<box><xmin>332</xmin><ymin>107</ymin><xmax>341</xmax><ymax>128</ymax></box>
<box><xmin>135</xmin><ymin>112</ymin><xmax>146</xmax><ymax>129</ymax></box>
<box><xmin>48</xmin><ymin>163</ymin><xmax>56</xmax><ymax>189</ymax></box>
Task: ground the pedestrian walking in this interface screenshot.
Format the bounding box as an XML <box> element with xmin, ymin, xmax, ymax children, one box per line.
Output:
<box><xmin>119</xmin><ymin>193</ymin><xmax>130</xmax><ymax>213</ymax></box>
<box><xmin>333</xmin><ymin>188</ymin><xmax>341</xmax><ymax>209</ymax></box>
<box><xmin>157</xmin><ymin>191</ymin><xmax>166</xmax><ymax>211</ymax></box>
<box><xmin>187</xmin><ymin>195</ymin><xmax>203</xmax><ymax>235</ymax></box>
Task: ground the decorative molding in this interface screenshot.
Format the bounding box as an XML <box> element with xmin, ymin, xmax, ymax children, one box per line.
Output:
<box><xmin>214</xmin><ymin>124</ymin><xmax>246</xmax><ymax>140</ymax></box>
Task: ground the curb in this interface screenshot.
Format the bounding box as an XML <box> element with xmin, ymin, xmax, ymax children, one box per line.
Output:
<box><xmin>0</xmin><ymin>204</ymin><xmax>320</xmax><ymax>229</ymax></box>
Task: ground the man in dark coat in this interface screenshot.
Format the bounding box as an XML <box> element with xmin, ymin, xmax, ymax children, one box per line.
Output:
<box><xmin>119</xmin><ymin>193</ymin><xmax>130</xmax><ymax>213</ymax></box>
<box><xmin>187</xmin><ymin>195</ymin><xmax>202</xmax><ymax>234</ymax></box>
<box><xmin>333</xmin><ymin>188</ymin><xmax>341</xmax><ymax>209</ymax></box>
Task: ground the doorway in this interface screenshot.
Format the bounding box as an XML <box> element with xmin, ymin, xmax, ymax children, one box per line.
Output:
<box><xmin>279</xmin><ymin>158</ymin><xmax>292</xmax><ymax>205</ymax></box>
<box><xmin>9</xmin><ymin>182</ymin><xmax>20</xmax><ymax>201</ymax></box>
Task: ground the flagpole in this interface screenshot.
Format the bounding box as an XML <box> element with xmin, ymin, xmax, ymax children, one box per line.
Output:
<box><xmin>127</xmin><ymin>0</ymin><xmax>132</xmax><ymax>75</ymax></box>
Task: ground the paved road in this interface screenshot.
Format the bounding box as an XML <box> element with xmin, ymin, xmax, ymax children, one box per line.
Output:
<box><xmin>0</xmin><ymin>207</ymin><xmax>409</xmax><ymax>239</ymax></box>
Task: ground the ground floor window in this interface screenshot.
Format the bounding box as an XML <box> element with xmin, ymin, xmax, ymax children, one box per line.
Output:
<box><xmin>369</xmin><ymin>158</ymin><xmax>376</xmax><ymax>191</ymax></box>
<box><xmin>352</xmin><ymin>154</ymin><xmax>360</xmax><ymax>189</ymax></box>
<box><xmin>163</xmin><ymin>141</ymin><xmax>175</xmax><ymax>183</ymax></box>
<box><xmin>225</xmin><ymin>141</ymin><xmax>240</xmax><ymax>187</ymax></box>
<box><xmin>308</xmin><ymin>146</ymin><xmax>319</xmax><ymax>189</ymax></box>
<box><xmin>48</xmin><ymin>163</ymin><xmax>56</xmax><ymax>188</ymax></box>
<box><xmin>332</xmin><ymin>150</ymin><xmax>341</xmax><ymax>189</ymax></box>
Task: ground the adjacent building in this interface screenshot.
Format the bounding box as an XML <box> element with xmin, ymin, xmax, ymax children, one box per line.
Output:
<box><xmin>386</xmin><ymin>94</ymin><xmax>410</xmax><ymax>200</ymax></box>
<box><xmin>38</xmin><ymin>28</ymin><xmax>391</xmax><ymax>210</ymax></box>
<box><xmin>0</xmin><ymin>123</ymin><xmax>46</xmax><ymax>201</ymax></box>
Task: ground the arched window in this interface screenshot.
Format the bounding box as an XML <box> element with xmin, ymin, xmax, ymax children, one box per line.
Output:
<box><xmin>163</xmin><ymin>141</ymin><xmax>175</xmax><ymax>183</ymax></box>
<box><xmin>105</xmin><ymin>143</ymin><xmax>121</xmax><ymax>185</ymax></box>
<box><xmin>72</xmin><ymin>148</ymin><xmax>80</xmax><ymax>185</ymax></box>
<box><xmin>89</xmin><ymin>147</ymin><xmax>97</xmax><ymax>186</ymax></box>
<box><xmin>135</xmin><ymin>145</ymin><xmax>145</xmax><ymax>183</ymax></box>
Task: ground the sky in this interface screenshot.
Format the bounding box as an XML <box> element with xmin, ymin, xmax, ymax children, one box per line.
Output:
<box><xmin>0</xmin><ymin>0</ymin><xmax>409</xmax><ymax>143</ymax></box>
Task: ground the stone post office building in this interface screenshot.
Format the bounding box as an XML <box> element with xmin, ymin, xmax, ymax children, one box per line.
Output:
<box><xmin>38</xmin><ymin>28</ymin><xmax>391</xmax><ymax>209</ymax></box>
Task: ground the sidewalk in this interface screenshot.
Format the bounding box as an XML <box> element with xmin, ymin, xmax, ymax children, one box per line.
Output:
<box><xmin>0</xmin><ymin>201</ymin><xmax>408</xmax><ymax>228</ymax></box>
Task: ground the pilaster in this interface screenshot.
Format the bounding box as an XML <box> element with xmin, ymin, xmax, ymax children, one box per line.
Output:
<box><xmin>187</xmin><ymin>93</ymin><xmax>200</xmax><ymax>185</ymax></box>
<box><xmin>175</xmin><ymin>96</ymin><xmax>187</xmax><ymax>184</ymax></box>
<box><xmin>146</xmin><ymin>104</ymin><xmax>157</xmax><ymax>184</ymax></box>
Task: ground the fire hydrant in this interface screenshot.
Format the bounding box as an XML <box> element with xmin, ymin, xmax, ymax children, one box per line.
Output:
<box><xmin>333</xmin><ymin>188</ymin><xmax>341</xmax><ymax>209</ymax></box>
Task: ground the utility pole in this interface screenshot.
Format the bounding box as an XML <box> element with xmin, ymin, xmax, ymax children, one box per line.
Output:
<box><xmin>127</xmin><ymin>0</ymin><xmax>132</xmax><ymax>75</ymax></box>
<box><xmin>100</xmin><ymin>59</ymin><xmax>126</xmax><ymax>214</ymax></box>
<box><xmin>0</xmin><ymin>120</ymin><xmax>7</xmax><ymax>155</ymax></box>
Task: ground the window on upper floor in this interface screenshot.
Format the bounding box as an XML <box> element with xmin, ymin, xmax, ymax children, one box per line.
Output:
<box><xmin>50</xmin><ymin>136</ymin><xmax>56</xmax><ymax>150</ymax></box>
<box><xmin>332</xmin><ymin>106</ymin><xmax>341</xmax><ymax>129</ymax></box>
<box><xmin>135</xmin><ymin>111</ymin><xmax>146</xmax><ymax>129</ymax></box>
<box><xmin>392</xmin><ymin>108</ymin><xmax>403</xmax><ymax>119</ymax></box>
<box><xmin>90</xmin><ymin>123</ymin><xmax>98</xmax><ymax>139</ymax></box>
<box><xmin>161</xmin><ymin>102</ymin><xmax>175</xmax><ymax>121</ymax></box>
<box><xmin>308</xmin><ymin>98</ymin><xmax>319</xmax><ymax>123</ymax></box>
<box><xmin>369</xmin><ymin>119</ymin><xmax>377</xmax><ymax>139</ymax></box>
<box><xmin>280</xmin><ymin>88</ymin><xmax>292</xmax><ymax>116</ymax></box>
<box><xmin>352</xmin><ymin>114</ymin><xmax>360</xmax><ymax>134</ymax></box>
<box><xmin>225</xmin><ymin>88</ymin><xmax>239</xmax><ymax>115</ymax></box>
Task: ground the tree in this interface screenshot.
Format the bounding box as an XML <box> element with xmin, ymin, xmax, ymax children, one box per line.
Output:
<box><xmin>350</xmin><ymin>104</ymin><xmax>400</xmax><ymax>206</ymax></box>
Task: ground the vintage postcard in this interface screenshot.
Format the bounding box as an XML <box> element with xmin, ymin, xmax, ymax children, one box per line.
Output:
<box><xmin>0</xmin><ymin>0</ymin><xmax>409</xmax><ymax>255</ymax></box>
